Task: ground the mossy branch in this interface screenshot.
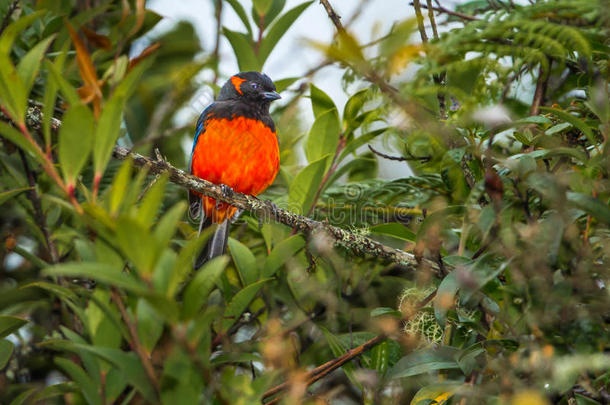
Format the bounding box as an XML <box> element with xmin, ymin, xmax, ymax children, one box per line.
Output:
<box><xmin>18</xmin><ymin>105</ymin><xmax>440</xmax><ymax>273</ymax></box>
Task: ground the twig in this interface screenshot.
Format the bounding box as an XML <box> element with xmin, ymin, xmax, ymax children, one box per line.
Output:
<box><xmin>262</xmin><ymin>289</ymin><xmax>438</xmax><ymax>403</ymax></box>
<box><xmin>319</xmin><ymin>0</ymin><xmax>344</xmax><ymax>32</ymax></box>
<box><xmin>413</xmin><ymin>0</ymin><xmax>429</xmax><ymax>43</ymax></box>
<box><xmin>110</xmin><ymin>287</ymin><xmax>160</xmax><ymax>395</ymax></box>
<box><xmin>18</xmin><ymin>149</ymin><xmax>58</xmax><ymax>263</ymax></box>
<box><xmin>530</xmin><ymin>60</ymin><xmax>550</xmax><ymax>116</ymax></box>
<box><xmin>368</xmin><ymin>144</ymin><xmax>431</xmax><ymax>162</ymax></box>
<box><xmin>0</xmin><ymin>0</ymin><xmax>19</xmax><ymax>36</ymax></box>
<box><xmin>415</xmin><ymin>2</ymin><xmax>479</xmax><ymax>21</ymax></box>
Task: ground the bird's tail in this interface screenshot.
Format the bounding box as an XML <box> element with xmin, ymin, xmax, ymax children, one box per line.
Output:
<box><xmin>194</xmin><ymin>214</ymin><xmax>229</xmax><ymax>269</ymax></box>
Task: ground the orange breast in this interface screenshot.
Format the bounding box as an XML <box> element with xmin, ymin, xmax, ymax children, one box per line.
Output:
<box><xmin>191</xmin><ymin>116</ymin><xmax>279</xmax><ymax>223</ymax></box>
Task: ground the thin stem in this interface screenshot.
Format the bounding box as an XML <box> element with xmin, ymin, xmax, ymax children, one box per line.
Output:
<box><xmin>18</xmin><ymin>149</ymin><xmax>59</xmax><ymax>263</ymax></box>
<box><xmin>110</xmin><ymin>288</ymin><xmax>160</xmax><ymax>395</ymax></box>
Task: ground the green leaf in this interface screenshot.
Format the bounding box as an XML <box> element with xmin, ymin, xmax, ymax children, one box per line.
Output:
<box><xmin>136</xmin><ymin>299</ymin><xmax>163</xmax><ymax>354</ymax></box>
<box><xmin>261</xmin><ymin>235</ymin><xmax>305</xmax><ymax>278</ymax></box>
<box><xmin>388</xmin><ymin>346</ymin><xmax>461</xmax><ymax>379</ymax></box>
<box><xmin>540</xmin><ymin>107</ymin><xmax>597</xmax><ymax>145</ymax></box>
<box><xmin>8</xmin><ymin>389</ymin><xmax>36</xmax><ymax>405</ymax></box>
<box><xmin>258</xmin><ymin>1</ymin><xmax>313</xmax><ymax>65</ymax></box>
<box><xmin>0</xmin><ymin>11</ymin><xmax>44</xmax><ymax>124</ymax></box>
<box><xmin>154</xmin><ymin>202</ymin><xmax>187</xmax><ymax>248</ymax></box>
<box><xmin>222</xmin><ymin>278</ymin><xmax>271</xmax><ymax>330</ymax></box>
<box><xmin>55</xmin><ymin>357</ymin><xmax>103</xmax><ymax>405</ymax></box>
<box><xmin>182</xmin><ymin>256</ymin><xmax>229</xmax><ymax>320</ymax></box>
<box><xmin>20</xmin><ymin>281</ymin><xmax>79</xmax><ymax>303</ymax></box>
<box><xmin>434</xmin><ymin>271</ymin><xmax>458</xmax><ymax>326</ymax></box>
<box><xmin>253</xmin><ymin>0</ymin><xmax>273</xmax><ymax>16</ymax></box>
<box><xmin>43</xmin><ymin>262</ymin><xmax>147</xmax><ymax>294</ymax></box>
<box><xmin>288</xmin><ymin>154</ymin><xmax>330</xmax><ymax>214</ymax></box>
<box><xmin>567</xmin><ymin>192</ymin><xmax>610</xmax><ymax>224</ymax></box>
<box><xmin>517</xmin><ymin>115</ymin><xmax>552</xmax><ymax>125</ymax></box>
<box><xmin>138</xmin><ymin>173</ymin><xmax>168</xmax><ymax>227</ymax></box>
<box><xmin>370</xmin><ymin>223</ymin><xmax>416</xmax><ymax>241</ymax></box>
<box><xmin>45</xmin><ymin>60</ymin><xmax>82</xmax><ymax>106</ymax></box>
<box><xmin>30</xmin><ymin>382</ymin><xmax>77</xmax><ymax>403</ymax></box>
<box><xmin>319</xmin><ymin>326</ymin><xmax>362</xmax><ymax>389</ymax></box>
<box><xmin>58</xmin><ymin>104</ymin><xmax>94</xmax><ymax>187</ymax></box>
<box><xmin>116</xmin><ymin>217</ymin><xmax>159</xmax><ymax>275</ymax></box>
<box><xmin>370</xmin><ymin>341</ymin><xmax>390</xmax><ymax>375</ymax></box>
<box><xmin>371</xmin><ymin>307</ymin><xmax>402</xmax><ymax>318</ymax></box>
<box><xmin>167</xmin><ymin>228</ymin><xmax>215</xmax><ymax>297</ymax></box>
<box><xmin>43</xmin><ymin>42</ymin><xmax>69</xmax><ymax>147</ymax></box>
<box><xmin>338</xmin><ymin>128</ymin><xmax>387</xmax><ymax>162</ymax></box>
<box><xmin>310</xmin><ymin>83</ymin><xmax>337</xmax><ymax>119</ymax></box>
<box><xmin>0</xmin><ymin>339</ymin><xmax>14</xmax><ymax>369</ymax></box>
<box><xmin>109</xmin><ymin>159</ymin><xmax>132</xmax><ymax>214</ymax></box>
<box><xmin>228</xmin><ymin>237</ymin><xmax>259</xmax><ymax>285</ymax></box>
<box><xmin>545</xmin><ymin>122</ymin><xmax>572</xmax><ymax>135</ymax></box>
<box><xmin>0</xmin><ymin>187</ymin><xmax>31</xmax><ymax>205</ymax></box>
<box><xmin>225</xmin><ymin>0</ymin><xmax>253</xmax><ymax>36</ymax></box>
<box><xmin>17</xmin><ymin>35</ymin><xmax>56</xmax><ymax>96</ymax></box>
<box><xmin>343</xmin><ymin>88</ymin><xmax>369</xmax><ymax>128</ymax></box>
<box><xmin>0</xmin><ymin>121</ymin><xmax>44</xmax><ymax>163</ymax></box>
<box><xmin>223</xmin><ymin>27</ymin><xmax>260</xmax><ymax>71</ymax></box>
<box><xmin>305</xmin><ymin>109</ymin><xmax>340</xmax><ymax>164</ymax></box>
<box><xmin>0</xmin><ymin>315</ymin><xmax>28</xmax><ymax>339</ymax></box>
<box><xmin>273</xmin><ymin>76</ymin><xmax>299</xmax><ymax>92</ymax></box>
<box><xmin>94</xmin><ymin>62</ymin><xmax>149</xmax><ymax>177</ymax></box>
<box><xmin>44</xmin><ymin>340</ymin><xmax>156</xmax><ymax>402</ymax></box>
<box><xmin>256</xmin><ymin>0</ymin><xmax>287</xmax><ymax>30</ymax></box>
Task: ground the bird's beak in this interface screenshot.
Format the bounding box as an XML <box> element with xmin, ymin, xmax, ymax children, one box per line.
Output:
<box><xmin>262</xmin><ymin>91</ymin><xmax>281</xmax><ymax>101</ymax></box>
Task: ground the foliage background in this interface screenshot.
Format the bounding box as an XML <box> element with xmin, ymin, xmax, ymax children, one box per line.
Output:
<box><xmin>0</xmin><ymin>0</ymin><xmax>608</xmax><ymax>404</ymax></box>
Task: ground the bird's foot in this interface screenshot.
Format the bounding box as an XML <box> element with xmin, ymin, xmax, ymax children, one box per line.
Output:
<box><xmin>219</xmin><ymin>184</ymin><xmax>234</xmax><ymax>199</ymax></box>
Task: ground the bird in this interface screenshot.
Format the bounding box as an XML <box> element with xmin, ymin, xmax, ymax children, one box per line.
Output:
<box><xmin>189</xmin><ymin>71</ymin><xmax>281</xmax><ymax>269</ymax></box>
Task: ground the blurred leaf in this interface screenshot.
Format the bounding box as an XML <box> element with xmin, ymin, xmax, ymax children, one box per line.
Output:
<box><xmin>0</xmin><ymin>11</ymin><xmax>44</xmax><ymax>123</ymax></box>
<box><xmin>319</xmin><ymin>326</ymin><xmax>362</xmax><ymax>389</ymax></box>
<box><xmin>370</xmin><ymin>223</ymin><xmax>416</xmax><ymax>241</ymax></box>
<box><xmin>371</xmin><ymin>307</ymin><xmax>403</xmax><ymax>318</ymax></box>
<box><xmin>258</xmin><ymin>1</ymin><xmax>313</xmax><ymax>65</ymax></box>
<box><xmin>54</xmin><ymin>357</ymin><xmax>103</xmax><ymax>405</ymax></box>
<box><xmin>0</xmin><ymin>316</ymin><xmax>28</xmax><ymax>339</ymax></box>
<box><xmin>410</xmin><ymin>383</ymin><xmax>458</xmax><ymax>405</ymax></box>
<box><xmin>223</xmin><ymin>27</ymin><xmax>260</xmax><ymax>71</ymax></box>
<box><xmin>261</xmin><ymin>235</ymin><xmax>305</xmax><ymax>278</ymax></box>
<box><xmin>94</xmin><ymin>61</ymin><xmax>149</xmax><ymax>178</ymax></box>
<box><xmin>109</xmin><ymin>159</ymin><xmax>132</xmax><ymax>214</ymax></box>
<box><xmin>136</xmin><ymin>298</ymin><xmax>163</xmax><ymax>354</ymax></box>
<box><xmin>338</xmin><ymin>128</ymin><xmax>387</xmax><ymax>162</ymax></box>
<box><xmin>225</xmin><ymin>0</ymin><xmax>253</xmax><ymax>36</ymax></box>
<box><xmin>58</xmin><ymin>104</ymin><xmax>94</xmax><ymax>188</ymax></box>
<box><xmin>228</xmin><ymin>237</ymin><xmax>259</xmax><ymax>285</ymax></box>
<box><xmin>434</xmin><ymin>271</ymin><xmax>458</xmax><ymax>326</ymax></box>
<box><xmin>0</xmin><ymin>339</ymin><xmax>14</xmax><ymax>369</ymax></box>
<box><xmin>305</xmin><ymin>109</ymin><xmax>340</xmax><ymax>164</ymax></box>
<box><xmin>138</xmin><ymin>173</ymin><xmax>168</xmax><ymax>227</ymax></box>
<box><xmin>65</xmin><ymin>19</ymin><xmax>101</xmax><ymax>114</ymax></box>
<box><xmin>30</xmin><ymin>382</ymin><xmax>77</xmax><ymax>403</ymax></box>
<box><xmin>274</xmin><ymin>76</ymin><xmax>298</xmax><ymax>92</ymax></box>
<box><xmin>545</xmin><ymin>122</ymin><xmax>572</xmax><ymax>135</ymax></box>
<box><xmin>222</xmin><ymin>278</ymin><xmax>271</xmax><ymax>330</ymax></box>
<box><xmin>16</xmin><ymin>34</ymin><xmax>55</xmax><ymax>97</ymax></box>
<box><xmin>371</xmin><ymin>341</ymin><xmax>390</xmax><ymax>375</ymax></box>
<box><xmin>116</xmin><ymin>217</ymin><xmax>159</xmax><ymax>275</ymax></box>
<box><xmin>8</xmin><ymin>389</ymin><xmax>36</xmax><ymax>405</ymax></box>
<box><xmin>541</xmin><ymin>107</ymin><xmax>597</xmax><ymax>145</ymax></box>
<box><xmin>288</xmin><ymin>154</ymin><xmax>330</xmax><ymax>214</ymax></box>
<box><xmin>182</xmin><ymin>256</ymin><xmax>229</xmax><ymax>320</ymax></box>
<box><xmin>42</xmin><ymin>41</ymin><xmax>69</xmax><ymax>148</ymax></box>
<box><xmin>310</xmin><ymin>83</ymin><xmax>337</xmax><ymax>119</ymax></box>
<box><xmin>44</xmin><ymin>341</ymin><xmax>156</xmax><ymax>402</ymax></box>
<box><xmin>0</xmin><ymin>187</ymin><xmax>31</xmax><ymax>205</ymax></box>
<box><xmin>388</xmin><ymin>346</ymin><xmax>461</xmax><ymax>379</ymax></box>
<box><xmin>43</xmin><ymin>263</ymin><xmax>147</xmax><ymax>294</ymax></box>
<box><xmin>253</xmin><ymin>0</ymin><xmax>273</xmax><ymax>17</ymax></box>
<box><xmin>45</xmin><ymin>59</ymin><xmax>82</xmax><ymax>106</ymax></box>
<box><xmin>567</xmin><ymin>192</ymin><xmax>610</xmax><ymax>224</ymax></box>
<box><xmin>154</xmin><ymin>202</ymin><xmax>187</xmax><ymax>248</ymax></box>
<box><xmin>167</xmin><ymin>229</ymin><xmax>215</xmax><ymax>297</ymax></box>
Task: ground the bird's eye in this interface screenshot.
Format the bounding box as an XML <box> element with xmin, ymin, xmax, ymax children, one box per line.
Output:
<box><xmin>251</xmin><ymin>83</ymin><xmax>259</xmax><ymax>89</ymax></box>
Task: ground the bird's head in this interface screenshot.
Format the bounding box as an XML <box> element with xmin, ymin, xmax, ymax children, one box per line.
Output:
<box><xmin>217</xmin><ymin>71</ymin><xmax>281</xmax><ymax>106</ymax></box>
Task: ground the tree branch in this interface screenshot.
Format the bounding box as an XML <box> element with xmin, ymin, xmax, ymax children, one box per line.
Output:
<box><xmin>112</xmin><ymin>145</ymin><xmax>438</xmax><ymax>272</ymax></box>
